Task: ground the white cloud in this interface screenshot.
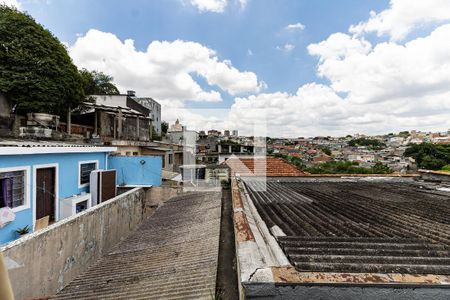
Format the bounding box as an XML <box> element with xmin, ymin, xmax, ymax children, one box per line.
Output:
<box><xmin>188</xmin><ymin>0</ymin><xmax>248</xmax><ymax>13</ymax></box>
<box><xmin>70</xmin><ymin>29</ymin><xmax>264</xmax><ymax>103</ymax></box>
<box><xmin>0</xmin><ymin>0</ymin><xmax>20</xmax><ymax>8</ymax></box>
<box><xmin>277</xmin><ymin>43</ymin><xmax>295</xmax><ymax>52</ymax></box>
<box><xmin>308</xmin><ymin>25</ymin><xmax>450</xmax><ymax>105</ymax></box>
<box><xmin>247</xmin><ymin>49</ymin><xmax>253</xmax><ymax>56</ymax></box>
<box><xmin>190</xmin><ymin>0</ymin><xmax>227</xmax><ymax>13</ymax></box>
<box><xmin>238</xmin><ymin>0</ymin><xmax>248</xmax><ymax>10</ymax></box>
<box><xmin>350</xmin><ymin>0</ymin><xmax>450</xmax><ymax>41</ymax></box>
<box><xmin>285</xmin><ymin>22</ymin><xmax>305</xmax><ymax>31</ymax></box>
<box><xmin>229</xmin><ymin>20</ymin><xmax>450</xmax><ymax>136</ymax></box>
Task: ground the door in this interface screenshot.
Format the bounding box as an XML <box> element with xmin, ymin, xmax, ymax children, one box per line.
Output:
<box><xmin>100</xmin><ymin>170</ymin><xmax>116</xmax><ymax>203</ymax></box>
<box><xmin>36</xmin><ymin>167</ymin><xmax>56</xmax><ymax>222</ymax></box>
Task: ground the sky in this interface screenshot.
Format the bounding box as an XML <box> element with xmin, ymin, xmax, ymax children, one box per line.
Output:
<box><xmin>3</xmin><ymin>0</ymin><xmax>450</xmax><ymax>137</ymax></box>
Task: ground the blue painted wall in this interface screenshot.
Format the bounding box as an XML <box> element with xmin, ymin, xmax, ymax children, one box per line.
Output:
<box><xmin>109</xmin><ymin>156</ymin><xmax>162</xmax><ymax>187</ymax></box>
<box><xmin>0</xmin><ymin>152</ymin><xmax>108</xmax><ymax>245</ymax></box>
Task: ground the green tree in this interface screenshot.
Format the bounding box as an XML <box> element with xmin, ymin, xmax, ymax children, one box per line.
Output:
<box><xmin>348</xmin><ymin>138</ymin><xmax>386</xmax><ymax>150</ymax></box>
<box><xmin>305</xmin><ymin>161</ymin><xmax>393</xmax><ymax>174</ymax></box>
<box><xmin>161</xmin><ymin>121</ymin><xmax>169</xmax><ymax>136</ymax></box>
<box><xmin>404</xmin><ymin>143</ymin><xmax>450</xmax><ymax>170</ymax></box>
<box><xmin>79</xmin><ymin>69</ymin><xmax>120</xmax><ymax>96</ymax></box>
<box><xmin>321</xmin><ymin>147</ymin><xmax>332</xmax><ymax>156</ymax></box>
<box><xmin>0</xmin><ymin>5</ymin><xmax>84</xmax><ymax>114</ymax></box>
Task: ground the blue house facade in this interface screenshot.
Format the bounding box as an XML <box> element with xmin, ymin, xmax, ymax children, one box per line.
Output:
<box><xmin>109</xmin><ymin>155</ymin><xmax>162</xmax><ymax>187</ymax></box>
<box><xmin>0</xmin><ymin>145</ymin><xmax>116</xmax><ymax>244</ymax></box>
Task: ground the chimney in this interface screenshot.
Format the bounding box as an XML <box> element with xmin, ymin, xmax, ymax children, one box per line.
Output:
<box><xmin>127</xmin><ymin>90</ymin><xmax>136</xmax><ymax>97</ymax></box>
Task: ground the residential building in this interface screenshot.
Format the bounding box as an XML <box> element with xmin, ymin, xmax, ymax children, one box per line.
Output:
<box><xmin>0</xmin><ymin>141</ymin><xmax>116</xmax><ymax>244</ymax></box>
<box><xmin>71</xmin><ymin>94</ymin><xmax>151</xmax><ymax>142</ymax></box>
<box><xmin>134</xmin><ymin>95</ymin><xmax>162</xmax><ymax>136</ymax></box>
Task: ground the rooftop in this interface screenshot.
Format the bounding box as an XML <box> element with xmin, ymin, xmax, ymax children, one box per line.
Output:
<box><xmin>52</xmin><ymin>192</ymin><xmax>222</xmax><ymax>299</ymax></box>
<box><xmin>245</xmin><ymin>179</ymin><xmax>450</xmax><ymax>275</ymax></box>
<box><xmin>225</xmin><ymin>157</ymin><xmax>307</xmax><ymax>177</ymax></box>
<box><xmin>0</xmin><ymin>140</ymin><xmax>116</xmax><ymax>155</ymax></box>
<box><xmin>232</xmin><ymin>176</ymin><xmax>450</xmax><ymax>296</ymax></box>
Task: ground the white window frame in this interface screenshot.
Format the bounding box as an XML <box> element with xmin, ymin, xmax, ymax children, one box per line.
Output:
<box><xmin>0</xmin><ymin>166</ymin><xmax>31</xmax><ymax>213</ymax></box>
<box><xmin>32</xmin><ymin>163</ymin><xmax>59</xmax><ymax>229</ymax></box>
<box><xmin>78</xmin><ymin>160</ymin><xmax>99</xmax><ymax>188</ymax></box>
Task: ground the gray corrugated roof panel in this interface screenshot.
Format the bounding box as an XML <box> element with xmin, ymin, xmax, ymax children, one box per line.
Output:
<box><xmin>52</xmin><ymin>192</ymin><xmax>222</xmax><ymax>299</ymax></box>
<box><xmin>245</xmin><ymin>180</ymin><xmax>450</xmax><ymax>275</ymax></box>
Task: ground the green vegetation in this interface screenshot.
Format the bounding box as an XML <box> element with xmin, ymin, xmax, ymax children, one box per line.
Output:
<box><xmin>161</xmin><ymin>121</ymin><xmax>169</xmax><ymax>136</ymax></box>
<box><xmin>442</xmin><ymin>165</ymin><xmax>450</xmax><ymax>172</ymax></box>
<box><xmin>348</xmin><ymin>138</ymin><xmax>386</xmax><ymax>150</ymax></box>
<box><xmin>404</xmin><ymin>143</ymin><xmax>450</xmax><ymax>170</ymax></box>
<box><xmin>79</xmin><ymin>69</ymin><xmax>120</xmax><ymax>96</ymax></box>
<box><xmin>398</xmin><ymin>131</ymin><xmax>410</xmax><ymax>138</ymax></box>
<box><xmin>14</xmin><ymin>225</ymin><xmax>30</xmax><ymax>236</ymax></box>
<box><xmin>321</xmin><ymin>147</ymin><xmax>332</xmax><ymax>156</ymax></box>
<box><xmin>0</xmin><ymin>5</ymin><xmax>84</xmax><ymax>114</ymax></box>
<box><xmin>305</xmin><ymin>161</ymin><xmax>393</xmax><ymax>174</ymax></box>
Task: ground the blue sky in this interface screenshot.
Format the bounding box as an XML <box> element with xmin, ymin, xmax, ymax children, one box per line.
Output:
<box><xmin>9</xmin><ymin>0</ymin><xmax>450</xmax><ymax>136</ymax></box>
<box><xmin>22</xmin><ymin>0</ymin><xmax>388</xmax><ymax>107</ymax></box>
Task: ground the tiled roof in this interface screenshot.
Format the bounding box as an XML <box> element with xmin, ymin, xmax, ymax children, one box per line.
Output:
<box><xmin>245</xmin><ymin>179</ymin><xmax>450</xmax><ymax>275</ymax></box>
<box><xmin>52</xmin><ymin>192</ymin><xmax>221</xmax><ymax>300</ymax></box>
<box><xmin>225</xmin><ymin>157</ymin><xmax>307</xmax><ymax>177</ymax></box>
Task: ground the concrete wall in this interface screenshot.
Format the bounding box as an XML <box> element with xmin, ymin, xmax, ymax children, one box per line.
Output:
<box><xmin>0</xmin><ymin>188</ymin><xmax>150</xmax><ymax>299</ymax></box>
<box><xmin>0</xmin><ymin>152</ymin><xmax>108</xmax><ymax>244</ymax></box>
<box><xmin>109</xmin><ymin>155</ymin><xmax>162</xmax><ymax>186</ymax></box>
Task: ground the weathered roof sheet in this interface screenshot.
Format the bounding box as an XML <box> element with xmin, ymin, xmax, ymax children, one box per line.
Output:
<box><xmin>225</xmin><ymin>157</ymin><xmax>307</xmax><ymax>177</ymax></box>
<box><xmin>52</xmin><ymin>192</ymin><xmax>222</xmax><ymax>299</ymax></box>
<box><xmin>245</xmin><ymin>180</ymin><xmax>450</xmax><ymax>275</ymax></box>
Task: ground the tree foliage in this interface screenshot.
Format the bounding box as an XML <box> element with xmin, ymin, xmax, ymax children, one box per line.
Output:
<box><xmin>404</xmin><ymin>143</ymin><xmax>450</xmax><ymax>170</ymax></box>
<box><xmin>0</xmin><ymin>5</ymin><xmax>84</xmax><ymax>114</ymax></box>
<box><xmin>161</xmin><ymin>121</ymin><xmax>169</xmax><ymax>136</ymax></box>
<box><xmin>305</xmin><ymin>161</ymin><xmax>393</xmax><ymax>174</ymax></box>
<box><xmin>348</xmin><ymin>138</ymin><xmax>386</xmax><ymax>149</ymax></box>
<box><xmin>79</xmin><ymin>69</ymin><xmax>120</xmax><ymax>96</ymax></box>
<box><xmin>321</xmin><ymin>147</ymin><xmax>332</xmax><ymax>156</ymax></box>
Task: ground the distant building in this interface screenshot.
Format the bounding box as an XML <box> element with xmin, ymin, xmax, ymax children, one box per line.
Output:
<box><xmin>169</xmin><ymin>119</ymin><xmax>184</xmax><ymax>132</ymax></box>
<box><xmin>232</xmin><ymin>130</ymin><xmax>238</xmax><ymax>137</ymax></box>
<box><xmin>134</xmin><ymin>95</ymin><xmax>162</xmax><ymax>136</ymax></box>
<box><xmin>224</xmin><ymin>130</ymin><xmax>230</xmax><ymax>137</ymax></box>
<box><xmin>208</xmin><ymin>129</ymin><xmax>221</xmax><ymax>137</ymax></box>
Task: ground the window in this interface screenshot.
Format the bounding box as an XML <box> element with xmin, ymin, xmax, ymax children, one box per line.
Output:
<box><xmin>133</xmin><ymin>152</ymin><xmax>139</xmax><ymax>156</ymax></box>
<box><xmin>168</xmin><ymin>154</ymin><xmax>173</xmax><ymax>164</ymax></box>
<box><xmin>79</xmin><ymin>161</ymin><xmax>98</xmax><ymax>186</ymax></box>
<box><xmin>0</xmin><ymin>170</ymin><xmax>25</xmax><ymax>209</ymax></box>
